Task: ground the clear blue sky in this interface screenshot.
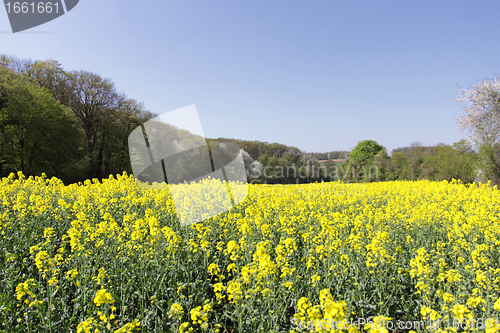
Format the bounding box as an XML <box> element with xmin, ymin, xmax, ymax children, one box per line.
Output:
<box><xmin>1</xmin><ymin>0</ymin><xmax>499</xmax><ymax>153</ymax></box>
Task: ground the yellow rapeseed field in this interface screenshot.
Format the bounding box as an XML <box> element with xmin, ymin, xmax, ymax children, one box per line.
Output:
<box><xmin>1</xmin><ymin>171</ymin><xmax>500</xmax><ymax>332</ymax></box>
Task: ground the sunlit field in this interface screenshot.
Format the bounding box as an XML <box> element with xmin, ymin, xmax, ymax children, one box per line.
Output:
<box><xmin>1</xmin><ymin>172</ymin><xmax>500</xmax><ymax>333</ymax></box>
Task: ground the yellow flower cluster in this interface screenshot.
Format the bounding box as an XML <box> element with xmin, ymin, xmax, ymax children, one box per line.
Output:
<box><xmin>3</xmin><ymin>172</ymin><xmax>500</xmax><ymax>332</ymax></box>
<box><xmin>93</xmin><ymin>288</ymin><xmax>114</xmax><ymax>307</ymax></box>
<box><xmin>168</xmin><ymin>303</ymin><xmax>184</xmax><ymax>320</ymax></box>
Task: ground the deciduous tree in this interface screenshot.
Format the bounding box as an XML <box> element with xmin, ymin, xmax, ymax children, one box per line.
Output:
<box><xmin>457</xmin><ymin>77</ymin><xmax>500</xmax><ymax>185</ymax></box>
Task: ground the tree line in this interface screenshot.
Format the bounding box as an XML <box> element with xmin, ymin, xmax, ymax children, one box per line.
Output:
<box><xmin>223</xmin><ymin>137</ymin><xmax>480</xmax><ymax>185</ymax></box>
<box><xmin>0</xmin><ymin>55</ymin><xmax>154</xmax><ymax>184</ymax></box>
<box><xmin>338</xmin><ymin>139</ymin><xmax>478</xmax><ymax>184</ymax></box>
<box><xmin>1</xmin><ymin>55</ymin><xmax>498</xmax><ymax>186</ymax></box>
<box><xmin>219</xmin><ymin>74</ymin><xmax>500</xmax><ymax>186</ymax></box>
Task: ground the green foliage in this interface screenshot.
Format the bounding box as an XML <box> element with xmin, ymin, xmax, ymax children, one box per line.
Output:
<box><xmin>388</xmin><ymin>141</ymin><xmax>478</xmax><ymax>184</ymax></box>
<box><xmin>216</xmin><ymin>138</ymin><xmax>315</xmax><ymax>184</ymax></box>
<box><xmin>339</xmin><ymin>140</ymin><xmax>385</xmax><ymax>183</ymax></box>
<box><xmin>0</xmin><ymin>55</ymin><xmax>154</xmax><ymax>184</ymax></box>
<box><xmin>0</xmin><ymin>67</ymin><xmax>80</xmax><ymax>179</ymax></box>
<box><xmin>349</xmin><ymin>140</ymin><xmax>385</xmax><ymax>165</ymax></box>
<box><xmin>421</xmin><ymin>142</ymin><xmax>477</xmax><ymax>183</ymax></box>
<box><xmin>477</xmin><ymin>143</ymin><xmax>500</xmax><ymax>185</ymax></box>
<box><xmin>372</xmin><ymin>149</ymin><xmax>391</xmax><ymax>182</ymax></box>
<box><xmin>339</xmin><ymin>140</ymin><xmax>479</xmax><ymax>184</ymax></box>
<box><xmin>307</xmin><ymin>151</ymin><xmax>349</xmax><ymax>160</ymax></box>
<box><xmin>386</xmin><ymin>152</ymin><xmax>410</xmax><ymax>181</ymax></box>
